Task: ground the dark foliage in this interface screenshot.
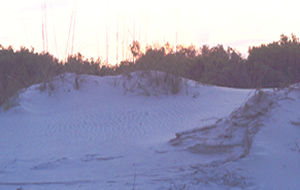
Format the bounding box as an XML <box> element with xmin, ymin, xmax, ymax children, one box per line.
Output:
<box><xmin>1</xmin><ymin>34</ymin><xmax>300</xmax><ymax>106</ymax></box>
<box><xmin>0</xmin><ymin>46</ymin><xmax>62</xmax><ymax>106</ymax></box>
<box><xmin>0</xmin><ymin>48</ymin><xmax>113</xmax><ymax>106</ymax></box>
<box><xmin>120</xmin><ymin>34</ymin><xmax>300</xmax><ymax>88</ymax></box>
<box><xmin>247</xmin><ymin>34</ymin><xmax>300</xmax><ymax>87</ymax></box>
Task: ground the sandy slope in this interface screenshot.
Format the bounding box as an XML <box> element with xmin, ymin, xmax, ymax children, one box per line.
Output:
<box><xmin>237</xmin><ymin>86</ymin><xmax>300</xmax><ymax>189</ymax></box>
<box><xmin>170</xmin><ymin>85</ymin><xmax>300</xmax><ymax>189</ymax></box>
<box><xmin>0</xmin><ymin>73</ymin><xmax>299</xmax><ymax>189</ymax></box>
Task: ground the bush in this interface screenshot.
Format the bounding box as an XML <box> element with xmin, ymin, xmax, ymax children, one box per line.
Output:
<box><xmin>0</xmin><ymin>47</ymin><xmax>62</xmax><ymax>107</ymax></box>
<box><xmin>2</xmin><ymin>93</ymin><xmax>19</xmax><ymax>111</ymax></box>
<box><xmin>247</xmin><ymin>34</ymin><xmax>300</xmax><ymax>87</ymax></box>
<box><xmin>75</xmin><ymin>75</ymin><xmax>80</xmax><ymax>90</ymax></box>
<box><xmin>120</xmin><ymin>70</ymin><xmax>183</xmax><ymax>96</ymax></box>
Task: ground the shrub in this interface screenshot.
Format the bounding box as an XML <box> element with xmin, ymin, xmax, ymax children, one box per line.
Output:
<box><xmin>119</xmin><ymin>70</ymin><xmax>183</xmax><ymax>96</ymax></box>
<box><xmin>75</xmin><ymin>75</ymin><xmax>80</xmax><ymax>90</ymax></box>
<box><xmin>2</xmin><ymin>93</ymin><xmax>19</xmax><ymax>111</ymax></box>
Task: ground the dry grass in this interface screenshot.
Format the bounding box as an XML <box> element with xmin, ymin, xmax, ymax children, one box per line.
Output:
<box><xmin>120</xmin><ymin>71</ymin><xmax>184</xmax><ymax>96</ymax></box>
<box><xmin>2</xmin><ymin>93</ymin><xmax>19</xmax><ymax>111</ymax></box>
<box><xmin>290</xmin><ymin>121</ymin><xmax>300</xmax><ymax>126</ymax></box>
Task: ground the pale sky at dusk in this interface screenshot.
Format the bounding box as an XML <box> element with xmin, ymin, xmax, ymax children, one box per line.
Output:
<box><xmin>1</xmin><ymin>0</ymin><xmax>300</xmax><ymax>64</ymax></box>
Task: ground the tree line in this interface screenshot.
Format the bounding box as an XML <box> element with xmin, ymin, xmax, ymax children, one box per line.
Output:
<box><xmin>1</xmin><ymin>34</ymin><xmax>300</xmax><ymax>106</ymax></box>
<box><xmin>124</xmin><ymin>34</ymin><xmax>300</xmax><ymax>88</ymax></box>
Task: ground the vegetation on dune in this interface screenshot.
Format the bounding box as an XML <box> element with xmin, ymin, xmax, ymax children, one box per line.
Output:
<box><xmin>247</xmin><ymin>34</ymin><xmax>300</xmax><ymax>88</ymax></box>
<box><xmin>125</xmin><ymin>34</ymin><xmax>300</xmax><ymax>89</ymax></box>
<box><xmin>1</xmin><ymin>34</ymin><xmax>300</xmax><ymax>107</ymax></box>
<box><xmin>0</xmin><ymin>46</ymin><xmax>62</xmax><ymax>107</ymax></box>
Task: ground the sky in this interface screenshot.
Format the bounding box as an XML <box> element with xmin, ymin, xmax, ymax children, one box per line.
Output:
<box><xmin>1</xmin><ymin>0</ymin><xmax>300</xmax><ymax>64</ymax></box>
